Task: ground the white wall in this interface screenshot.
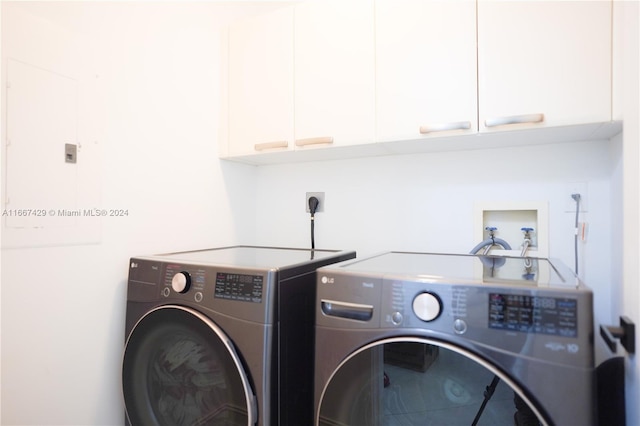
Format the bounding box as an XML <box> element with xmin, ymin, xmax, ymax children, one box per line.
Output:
<box><xmin>617</xmin><ymin>0</ymin><xmax>640</xmax><ymax>422</ymax></box>
<box><xmin>254</xmin><ymin>140</ymin><xmax>616</xmax><ymax>321</ymax></box>
<box><xmin>1</xmin><ymin>3</ymin><xmax>259</xmax><ymax>424</ymax></box>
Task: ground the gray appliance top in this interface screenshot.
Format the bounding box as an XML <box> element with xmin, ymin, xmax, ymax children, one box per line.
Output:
<box><xmin>141</xmin><ymin>245</ymin><xmax>353</xmax><ymax>271</ymax></box>
<box><xmin>325</xmin><ymin>251</ymin><xmax>581</xmax><ymax>289</ymax></box>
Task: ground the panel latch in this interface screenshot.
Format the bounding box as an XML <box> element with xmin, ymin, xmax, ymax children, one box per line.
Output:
<box><xmin>65</xmin><ymin>143</ymin><xmax>77</xmax><ymax>164</ymax></box>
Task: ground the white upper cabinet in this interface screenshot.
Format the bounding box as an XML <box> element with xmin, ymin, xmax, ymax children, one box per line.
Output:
<box><xmin>375</xmin><ymin>0</ymin><xmax>478</xmax><ymax>142</ymax></box>
<box><xmin>227</xmin><ymin>6</ymin><xmax>294</xmax><ymax>156</ymax></box>
<box><xmin>294</xmin><ymin>0</ymin><xmax>375</xmax><ymax>149</ymax></box>
<box><xmin>223</xmin><ymin>1</ymin><xmax>617</xmax><ymax>164</ymax></box>
<box><xmin>477</xmin><ymin>0</ymin><xmax>612</xmax><ymax>132</ymax></box>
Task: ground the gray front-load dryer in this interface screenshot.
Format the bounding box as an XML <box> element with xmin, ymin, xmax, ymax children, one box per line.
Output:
<box><xmin>314</xmin><ymin>252</ymin><xmax>598</xmax><ymax>426</ymax></box>
<box><xmin>122</xmin><ymin>245</ymin><xmax>355</xmax><ymax>426</ymax></box>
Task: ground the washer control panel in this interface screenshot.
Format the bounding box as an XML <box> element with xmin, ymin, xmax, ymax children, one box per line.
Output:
<box><xmin>316</xmin><ymin>270</ymin><xmax>593</xmax><ymax>367</ymax></box>
<box><xmin>488</xmin><ymin>293</ymin><xmax>578</xmax><ymax>337</ymax></box>
<box><xmin>316</xmin><ymin>252</ymin><xmax>594</xmax><ymax>367</ymax></box>
<box><xmin>380</xmin><ymin>279</ymin><xmax>591</xmax><ymax>366</ymax></box>
<box><xmin>381</xmin><ymin>280</ymin><xmax>587</xmax><ymax>338</ymax></box>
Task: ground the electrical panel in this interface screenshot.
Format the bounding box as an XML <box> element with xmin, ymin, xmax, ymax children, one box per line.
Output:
<box><xmin>2</xmin><ymin>6</ymin><xmax>103</xmax><ymax>248</ymax></box>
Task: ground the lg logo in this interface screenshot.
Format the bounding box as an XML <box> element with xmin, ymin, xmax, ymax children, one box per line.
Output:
<box><xmin>321</xmin><ymin>276</ymin><xmax>335</xmax><ymax>284</ymax></box>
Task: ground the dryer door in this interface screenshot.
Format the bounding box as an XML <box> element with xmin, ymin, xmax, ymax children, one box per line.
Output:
<box><xmin>123</xmin><ymin>305</ymin><xmax>257</xmax><ymax>426</ymax></box>
<box><xmin>317</xmin><ymin>337</ymin><xmax>546</xmax><ymax>426</ymax></box>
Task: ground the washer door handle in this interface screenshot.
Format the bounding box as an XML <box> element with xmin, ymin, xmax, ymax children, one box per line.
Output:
<box><xmin>321</xmin><ymin>299</ymin><xmax>373</xmax><ymax>321</ymax></box>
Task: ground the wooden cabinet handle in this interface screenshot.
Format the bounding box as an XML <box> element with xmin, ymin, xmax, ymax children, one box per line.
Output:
<box><xmin>295</xmin><ymin>137</ymin><xmax>334</xmax><ymax>147</ymax></box>
<box><xmin>419</xmin><ymin>121</ymin><xmax>471</xmax><ymax>134</ymax></box>
<box><xmin>254</xmin><ymin>141</ymin><xmax>289</xmax><ymax>151</ymax></box>
<box><xmin>484</xmin><ymin>113</ymin><xmax>544</xmax><ymax>128</ymax></box>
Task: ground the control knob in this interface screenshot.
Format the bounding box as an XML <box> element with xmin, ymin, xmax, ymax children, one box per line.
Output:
<box><xmin>413</xmin><ymin>292</ymin><xmax>442</xmax><ymax>322</ymax></box>
<box><xmin>171</xmin><ymin>271</ymin><xmax>191</xmax><ymax>294</ymax></box>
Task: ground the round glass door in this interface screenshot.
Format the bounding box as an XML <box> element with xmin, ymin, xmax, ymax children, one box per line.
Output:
<box><xmin>123</xmin><ymin>306</ymin><xmax>255</xmax><ymax>426</ymax></box>
<box><xmin>317</xmin><ymin>338</ymin><xmax>544</xmax><ymax>426</ymax></box>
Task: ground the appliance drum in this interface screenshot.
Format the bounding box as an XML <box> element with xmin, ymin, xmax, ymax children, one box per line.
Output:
<box><xmin>122</xmin><ymin>305</ymin><xmax>255</xmax><ymax>426</ymax></box>
<box><xmin>317</xmin><ymin>337</ymin><xmax>545</xmax><ymax>426</ymax></box>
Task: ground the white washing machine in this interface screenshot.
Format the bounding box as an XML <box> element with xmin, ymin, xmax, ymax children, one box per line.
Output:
<box><xmin>122</xmin><ymin>245</ymin><xmax>355</xmax><ymax>425</ymax></box>
<box><xmin>314</xmin><ymin>252</ymin><xmax>622</xmax><ymax>425</ymax></box>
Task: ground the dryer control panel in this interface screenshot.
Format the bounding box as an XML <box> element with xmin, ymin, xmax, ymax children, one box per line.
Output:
<box><xmin>127</xmin><ymin>258</ymin><xmax>274</xmax><ymax>324</ymax></box>
<box><xmin>164</xmin><ymin>264</ymin><xmax>205</xmax><ymax>298</ymax></box>
<box><xmin>214</xmin><ymin>272</ymin><xmax>264</xmax><ymax>303</ymax></box>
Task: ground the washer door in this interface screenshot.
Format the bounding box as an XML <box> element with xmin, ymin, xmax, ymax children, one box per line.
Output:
<box><xmin>123</xmin><ymin>305</ymin><xmax>256</xmax><ymax>426</ymax></box>
<box><xmin>317</xmin><ymin>338</ymin><xmax>546</xmax><ymax>426</ymax></box>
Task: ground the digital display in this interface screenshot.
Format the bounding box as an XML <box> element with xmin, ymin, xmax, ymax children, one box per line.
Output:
<box><xmin>488</xmin><ymin>293</ymin><xmax>578</xmax><ymax>337</ymax></box>
<box><xmin>215</xmin><ymin>272</ymin><xmax>263</xmax><ymax>303</ymax></box>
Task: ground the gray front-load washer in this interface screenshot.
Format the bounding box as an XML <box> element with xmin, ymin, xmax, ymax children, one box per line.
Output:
<box><xmin>122</xmin><ymin>245</ymin><xmax>355</xmax><ymax>426</ymax></box>
<box><xmin>314</xmin><ymin>252</ymin><xmax>598</xmax><ymax>426</ymax></box>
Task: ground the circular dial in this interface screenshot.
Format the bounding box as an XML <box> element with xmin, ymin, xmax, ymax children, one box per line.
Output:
<box><xmin>171</xmin><ymin>271</ymin><xmax>191</xmax><ymax>294</ymax></box>
<box><xmin>412</xmin><ymin>292</ymin><xmax>442</xmax><ymax>322</ymax></box>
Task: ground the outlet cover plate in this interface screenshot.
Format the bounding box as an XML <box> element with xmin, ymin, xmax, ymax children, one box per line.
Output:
<box><xmin>305</xmin><ymin>192</ymin><xmax>325</xmax><ymax>213</ymax></box>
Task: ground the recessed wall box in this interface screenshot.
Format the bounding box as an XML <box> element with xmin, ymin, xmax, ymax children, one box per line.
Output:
<box><xmin>474</xmin><ymin>201</ymin><xmax>549</xmax><ymax>258</ymax></box>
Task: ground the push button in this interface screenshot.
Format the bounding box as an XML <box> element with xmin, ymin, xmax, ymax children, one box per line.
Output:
<box><xmin>454</xmin><ymin>318</ymin><xmax>468</xmax><ymax>334</ymax></box>
<box><xmin>391</xmin><ymin>311</ymin><xmax>403</xmax><ymax>325</ymax></box>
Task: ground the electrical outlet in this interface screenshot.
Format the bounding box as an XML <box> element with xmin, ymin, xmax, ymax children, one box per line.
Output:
<box><xmin>305</xmin><ymin>192</ymin><xmax>325</xmax><ymax>213</ymax></box>
<box><xmin>565</xmin><ymin>182</ymin><xmax>588</xmax><ymax>212</ymax></box>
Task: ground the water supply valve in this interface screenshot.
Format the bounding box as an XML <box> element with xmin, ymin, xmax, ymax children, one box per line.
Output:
<box><xmin>521</xmin><ymin>227</ymin><xmax>534</xmax><ymax>235</ymax></box>
<box><xmin>520</xmin><ymin>227</ymin><xmax>535</xmax><ymax>268</ymax></box>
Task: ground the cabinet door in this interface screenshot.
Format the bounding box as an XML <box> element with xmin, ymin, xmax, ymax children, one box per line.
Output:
<box><xmin>228</xmin><ymin>6</ymin><xmax>294</xmax><ymax>156</ymax></box>
<box><xmin>478</xmin><ymin>0</ymin><xmax>611</xmax><ymax>131</ymax></box>
<box><xmin>294</xmin><ymin>0</ymin><xmax>375</xmax><ymax>149</ymax></box>
<box><xmin>376</xmin><ymin>0</ymin><xmax>477</xmax><ymax>142</ymax></box>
